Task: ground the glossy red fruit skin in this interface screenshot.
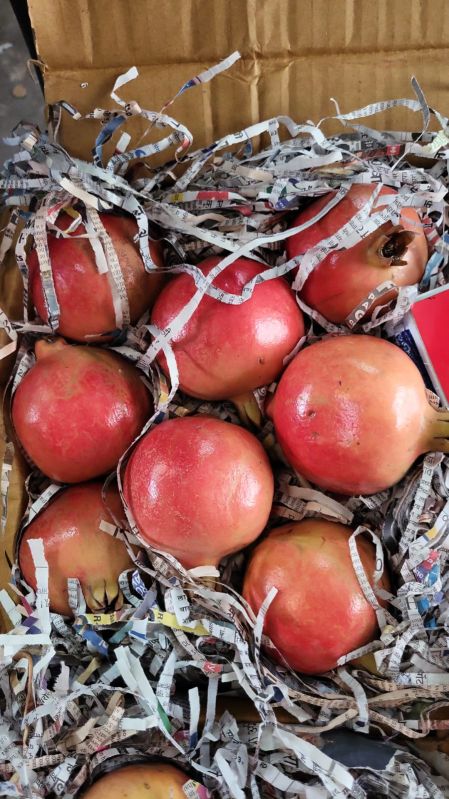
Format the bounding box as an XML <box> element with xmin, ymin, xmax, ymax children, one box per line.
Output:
<box><xmin>243</xmin><ymin>519</ymin><xmax>389</xmax><ymax>674</ymax></box>
<box><xmin>271</xmin><ymin>335</ymin><xmax>432</xmax><ymax>495</ymax></box>
<box><xmin>28</xmin><ymin>213</ymin><xmax>165</xmax><ymax>342</ymax></box>
<box><xmin>12</xmin><ymin>343</ymin><xmax>152</xmax><ymax>483</ymax></box>
<box><xmin>151</xmin><ymin>256</ymin><xmax>304</xmax><ymax>400</ymax></box>
<box><xmin>286</xmin><ymin>184</ymin><xmax>428</xmax><ymax>323</ymax></box>
<box><xmin>123</xmin><ymin>415</ymin><xmax>274</xmax><ymax>568</ymax></box>
<box><xmin>19</xmin><ymin>482</ymin><xmax>133</xmax><ymax>616</ymax></box>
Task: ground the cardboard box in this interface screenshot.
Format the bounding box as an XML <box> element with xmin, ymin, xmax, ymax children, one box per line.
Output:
<box><xmin>26</xmin><ymin>0</ymin><xmax>449</xmax><ymax>162</ymax></box>
<box><xmin>0</xmin><ymin>0</ymin><xmax>447</xmax><ymax>620</ymax></box>
<box><xmin>0</xmin><ymin>1</ymin><xmax>448</xmax><ymax>776</ymax></box>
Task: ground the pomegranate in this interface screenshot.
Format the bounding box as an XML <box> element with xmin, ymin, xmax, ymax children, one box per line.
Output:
<box><xmin>243</xmin><ymin>519</ymin><xmax>389</xmax><ymax>674</ymax></box>
<box><xmin>151</xmin><ymin>255</ymin><xmax>304</xmax><ymax>423</ymax></box>
<box><xmin>270</xmin><ymin>334</ymin><xmax>449</xmax><ymax>495</ymax></box>
<box><xmin>19</xmin><ymin>482</ymin><xmax>133</xmax><ymax>616</ymax></box>
<box><xmin>123</xmin><ymin>415</ymin><xmax>274</xmax><ymax>568</ymax></box>
<box><xmin>12</xmin><ymin>338</ymin><xmax>152</xmax><ymax>483</ymax></box>
<box><xmin>286</xmin><ymin>184</ymin><xmax>428</xmax><ymax>322</ymax></box>
<box><xmin>80</xmin><ymin>763</ymin><xmax>205</xmax><ymax>799</ymax></box>
<box><xmin>28</xmin><ymin>212</ymin><xmax>165</xmax><ymax>342</ymax></box>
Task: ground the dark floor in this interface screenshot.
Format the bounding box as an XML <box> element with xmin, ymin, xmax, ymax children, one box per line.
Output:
<box><xmin>0</xmin><ymin>1</ymin><xmax>44</xmax><ymax>164</ymax></box>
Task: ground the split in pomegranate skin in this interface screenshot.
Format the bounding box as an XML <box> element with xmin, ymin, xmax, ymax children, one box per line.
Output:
<box><xmin>123</xmin><ymin>415</ymin><xmax>274</xmax><ymax>569</ymax></box>
<box><xmin>80</xmin><ymin>763</ymin><xmax>203</xmax><ymax>799</ymax></box>
<box><xmin>151</xmin><ymin>255</ymin><xmax>304</xmax><ymax>420</ymax></box>
<box><xmin>18</xmin><ymin>481</ymin><xmax>133</xmax><ymax>617</ymax></box>
<box><xmin>12</xmin><ymin>338</ymin><xmax>152</xmax><ymax>483</ymax></box>
<box><xmin>286</xmin><ymin>184</ymin><xmax>428</xmax><ymax>323</ymax></box>
<box><xmin>270</xmin><ymin>334</ymin><xmax>449</xmax><ymax>495</ymax></box>
<box><xmin>243</xmin><ymin>519</ymin><xmax>390</xmax><ymax>674</ymax></box>
<box><xmin>28</xmin><ymin>212</ymin><xmax>165</xmax><ymax>342</ymax></box>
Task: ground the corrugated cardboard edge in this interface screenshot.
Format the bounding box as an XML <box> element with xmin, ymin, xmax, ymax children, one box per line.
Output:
<box><xmin>0</xmin><ymin>210</ymin><xmax>28</xmax><ymax>632</ymax></box>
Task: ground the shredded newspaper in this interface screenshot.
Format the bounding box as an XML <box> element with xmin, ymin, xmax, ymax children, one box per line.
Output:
<box><xmin>1</xmin><ymin>55</ymin><xmax>449</xmax><ymax>797</ymax></box>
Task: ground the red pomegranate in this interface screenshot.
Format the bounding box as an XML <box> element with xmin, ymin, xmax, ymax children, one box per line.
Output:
<box><xmin>151</xmin><ymin>256</ymin><xmax>304</xmax><ymax>421</ymax></box>
<box><xmin>243</xmin><ymin>519</ymin><xmax>389</xmax><ymax>674</ymax></box>
<box><xmin>28</xmin><ymin>212</ymin><xmax>165</xmax><ymax>342</ymax></box>
<box><xmin>81</xmin><ymin>763</ymin><xmax>205</xmax><ymax>799</ymax></box>
<box><xmin>12</xmin><ymin>338</ymin><xmax>152</xmax><ymax>483</ymax></box>
<box><xmin>123</xmin><ymin>415</ymin><xmax>274</xmax><ymax>568</ymax></box>
<box><xmin>286</xmin><ymin>184</ymin><xmax>428</xmax><ymax>322</ymax></box>
<box><xmin>270</xmin><ymin>334</ymin><xmax>449</xmax><ymax>495</ymax></box>
<box><xmin>19</xmin><ymin>482</ymin><xmax>133</xmax><ymax>616</ymax></box>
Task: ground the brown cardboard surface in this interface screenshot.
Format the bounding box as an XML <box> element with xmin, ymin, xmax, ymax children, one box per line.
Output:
<box><xmin>27</xmin><ymin>0</ymin><xmax>449</xmax><ymax>161</ymax></box>
<box><xmin>0</xmin><ymin>210</ymin><xmax>28</xmax><ymax>630</ymax></box>
<box><xmin>0</xmin><ymin>412</ymin><xmax>27</xmax><ymax>630</ymax></box>
<box><xmin>26</xmin><ymin>0</ymin><xmax>449</xmax><ymax>69</ymax></box>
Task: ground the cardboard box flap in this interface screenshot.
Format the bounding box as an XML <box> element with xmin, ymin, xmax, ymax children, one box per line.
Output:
<box><xmin>33</xmin><ymin>51</ymin><xmax>449</xmax><ymax>164</ymax></box>
<box><xmin>26</xmin><ymin>0</ymin><xmax>449</xmax><ymax>162</ymax></box>
<box><xmin>28</xmin><ymin>0</ymin><xmax>449</xmax><ymax>69</ymax></box>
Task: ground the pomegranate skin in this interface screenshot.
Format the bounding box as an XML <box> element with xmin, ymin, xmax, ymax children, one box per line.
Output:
<box><xmin>29</xmin><ymin>213</ymin><xmax>165</xmax><ymax>342</ymax></box>
<box><xmin>80</xmin><ymin>763</ymin><xmax>199</xmax><ymax>799</ymax></box>
<box><xmin>12</xmin><ymin>341</ymin><xmax>152</xmax><ymax>483</ymax></box>
<box><xmin>287</xmin><ymin>184</ymin><xmax>428</xmax><ymax>323</ymax></box>
<box><xmin>151</xmin><ymin>256</ymin><xmax>304</xmax><ymax>400</ymax></box>
<box><xmin>19</xmin><ymin>482</ymin><xmax>133</xmax><ymax>617</ymax></box>
<box><xmin>243</xmin><ymin>520</ymin><xmax>389</xmax><ymax>674</ymax></box>
<box><xmin>123</xmin><ymin>415</ymin><xmax>274</xmax><ymax>568</ymax></box>
<box><xmin>271</xmin><ymin>335</ymin><xmax>432</xmax><ymax>495</ymax></box>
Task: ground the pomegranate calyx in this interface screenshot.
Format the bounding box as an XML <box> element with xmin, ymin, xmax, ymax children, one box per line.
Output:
<box><xmin>424</xmin><ymin>408</ymin><xmax>449</xmax><ymax>454</ymax></box>
<box><xmin>84</xmin><ymin>578</ymin><xmax>124</xmax><ymax>612</ymax></box>
<box><xmin>376</xmin><ymin>225</ymin><xmax>416</xmax><ymax>264</ymax></box>
<box><xmin>231</xmin><ymin>391</ymin><xmax>263</xmax><ymax>428</ymax></box>
<box><xmin>35</xmin><ymin>337</ymin><xmax>68</xmax><ymax>361</ymax></box>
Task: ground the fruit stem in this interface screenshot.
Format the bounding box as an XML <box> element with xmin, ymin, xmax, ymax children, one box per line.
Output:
<box><xmin>425</xmin><ymin>409</ymin><xmax>449</xmax><ymax>452</ymax></box>
<box><xmin>231</xmin><ymin>391</ymin><xmax>262</xmax><ymax>428</ymax></box>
